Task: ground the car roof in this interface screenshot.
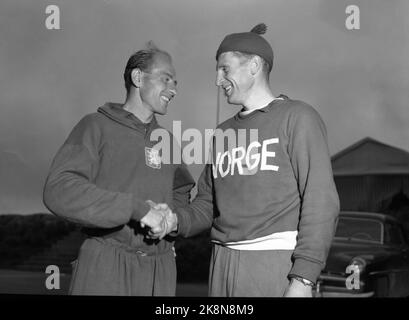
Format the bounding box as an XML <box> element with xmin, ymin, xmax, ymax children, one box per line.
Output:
<box><xmin>340</xmin><ymin>211</ymin><xmax>399</xmax><ymax>223</ymax></box>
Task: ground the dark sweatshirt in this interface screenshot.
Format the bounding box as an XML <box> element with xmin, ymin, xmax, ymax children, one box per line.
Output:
<box><xmin>176</xmin><ymin>96</ymin><xmax>340</xmax><ymax>283</ymax></box>
<box><xmin>43</xmin><ymin>103</ymin><xmax>195</xmax><ymax>255</ymax></box>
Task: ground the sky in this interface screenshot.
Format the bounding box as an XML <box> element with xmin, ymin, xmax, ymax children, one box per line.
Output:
<box><xmin>0</xmin><ymin>0</ymin><xmax>408</xmax><ymax>214</ymax></box>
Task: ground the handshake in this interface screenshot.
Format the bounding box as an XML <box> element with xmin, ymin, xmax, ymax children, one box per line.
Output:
<box><xmin>139</xmin><ymin>200</ymin><xmax>178</xmax><ymax>240</ymax></box>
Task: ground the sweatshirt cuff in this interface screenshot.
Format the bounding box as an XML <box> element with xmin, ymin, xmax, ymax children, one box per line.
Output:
<box><xmin>288</xmin><ymin>257</ymin><xmax>323</xmax><ymax>284</ymax></box>
<box><xmin>174</xmin><ymin>208</ymin><xmax>190</xmax><ymax>237</ymax></box>
<box><xmin>132</xmin><ymin>197</ymin><xmax>151</xmax><ymax>221</ymax></box>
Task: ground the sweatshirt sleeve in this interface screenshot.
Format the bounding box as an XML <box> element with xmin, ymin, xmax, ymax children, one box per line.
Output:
<box><xmin>175</xmin><ymin>164</ymin><xmax>215</xmax><ymax>237</ymax></box>
<box><xmin>172</xmin><ymin>163</ymin><xmax>195</xmax><ymax>209</ymax></box>
<box><xmin>43</xmin><ymin>115</ymin><xmax>150</xmax><ymax>228</ymax></box>
<box><xmin>287</xmin><ymin>105</ymin><xmax>340</xmax><ymax>283</ymax></box>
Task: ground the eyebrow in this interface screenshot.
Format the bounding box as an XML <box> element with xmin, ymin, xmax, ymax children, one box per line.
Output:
<box><xmin>162</xmin><ymin>71</ymin><xmax>176</xmax><ymax>79</ymax></box>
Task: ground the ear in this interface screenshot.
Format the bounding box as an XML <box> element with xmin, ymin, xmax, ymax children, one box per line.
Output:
<box><xmin>249</xmin><ymin>56</ymin><xmax>262</xmax><ymax>76</ymax></box>
<box><xmin>131</xmin><ymin>68</ymin><xmax>142</xmax><ymax>88</ymax></box>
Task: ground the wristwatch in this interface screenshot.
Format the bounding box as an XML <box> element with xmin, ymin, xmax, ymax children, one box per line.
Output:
<box><xmin>290</xmin><ymin>276</ymin><xmax>315</xmax><ymax>287</ymax></box>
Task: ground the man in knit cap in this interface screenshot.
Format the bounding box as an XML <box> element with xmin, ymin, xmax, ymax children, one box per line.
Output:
<box><xmin>153</xmin><ymin>24</ymin><xmax>340</xmax><ymax>297</ymax></box>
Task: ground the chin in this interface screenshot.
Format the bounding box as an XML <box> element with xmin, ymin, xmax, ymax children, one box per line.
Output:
<box><xmin>156</xmin><ymin>107</ymin><xmax>167</xmax><ymax>115</ymax></box>
<box><xmin>226</xmin><ymin>97</ymin><xmax>241</xmax><ymax>105</ymax></box>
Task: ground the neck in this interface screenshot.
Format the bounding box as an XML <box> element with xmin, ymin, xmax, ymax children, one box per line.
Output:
<box><xmin>242</xmin><ymin>81</ymin><xmax>276</xmax><ymax>111</ymax></box>
<box><xmin>123</xmin><ymin>91</ymin><xmax>153</xmax><ymax>123</ymax></box>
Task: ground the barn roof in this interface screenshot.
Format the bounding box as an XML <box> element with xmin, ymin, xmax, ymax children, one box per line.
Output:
<box><xmin>331</xmin><ymin>137</ymin><xmax>409</xmax><ymax>175</ymax></box>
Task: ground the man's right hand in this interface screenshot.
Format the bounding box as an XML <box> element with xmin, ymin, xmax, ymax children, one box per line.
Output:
<box><xmin>140</xmin><ymin>200</ymin><xmax>168</xmax><ymax>237</ymax></box>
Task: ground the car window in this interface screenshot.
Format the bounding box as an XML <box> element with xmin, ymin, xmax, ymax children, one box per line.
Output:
<box><xmin>384</xmin><ymin>222</ymin><xmax>403</xmax><ymax>246</ymax></box>
<box><xmin>335</xmin><ymin>217</ymin><xmax>382</xmax><ymax>243</ymax></box>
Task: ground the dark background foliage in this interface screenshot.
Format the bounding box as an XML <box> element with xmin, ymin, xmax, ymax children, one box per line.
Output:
<box><xmin>0</xmin><ymin>214</ymin><xmax>76</xmax><ymax>268</ymax></box>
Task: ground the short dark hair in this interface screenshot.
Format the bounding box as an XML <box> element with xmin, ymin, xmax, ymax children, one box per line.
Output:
<box><xmin>231</xmin><ymin>51</ymin><xmax>272</xmax><ymax>79</ymax></box>
<box><xmin>123</xmin><ymin>41</ymin><xmax>171</xmax><ymax>93</ymax></box>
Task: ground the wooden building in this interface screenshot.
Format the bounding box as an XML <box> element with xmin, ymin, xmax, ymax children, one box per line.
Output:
<box><xmin>331</xmin><ymin>137</ymin><xmax>409</xmax><ymax>212</ymax></box>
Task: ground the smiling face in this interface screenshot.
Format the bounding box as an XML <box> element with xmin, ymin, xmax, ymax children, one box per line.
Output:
<box><xmin>139</xmin><ymin>52</ymin><xmax>177</xmax><ymax>115</ymax></box>
<box><xmin>216</xmin><ymin>51</ymin><xmax>254</xmax><ymax>106</ymax></box>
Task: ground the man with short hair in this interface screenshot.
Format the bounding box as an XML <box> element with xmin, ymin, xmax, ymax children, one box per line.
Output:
<box><xmin>154</xmin><ymin>24</ymin><xmax>340</xmax><ymax>297</ymax></box>
<box><xmin>43</xmin><ymin>42</ymin><xmax>194</xmax><ymax>295</ymax></box>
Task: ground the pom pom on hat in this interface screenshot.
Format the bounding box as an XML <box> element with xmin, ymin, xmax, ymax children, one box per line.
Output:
<box><xmin>250</xmin><ymin>23</ymin><xmax>267</xmax><ymax>35</ymax></box>
<box><xmin>216</xmin><ymin>23</ymin><xmax>274</xmax><ymax>69</ymax></box>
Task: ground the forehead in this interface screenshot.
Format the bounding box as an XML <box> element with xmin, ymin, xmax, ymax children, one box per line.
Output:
<box><xmin>150</xmin><ymin>53</ymin><xmax>176</xmax><ymax>76</ymax></box>
<box><xmin>216</xmin><ymin>52</ymin><xmax>242</xmax><ymax>68</ymax></box>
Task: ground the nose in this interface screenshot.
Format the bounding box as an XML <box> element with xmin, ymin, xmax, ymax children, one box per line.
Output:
<box><xmin>215</xmin><ymin>71</ymin><xmax>223</xmax><ymax>87</ymax></box>
<box><xmin>168</xmin><ymin>78</ymin><xmax>177</xmax><ymax>93</ymax></box>
<box><xmin>169</xmin><ymin>88</ymin><xmax>177</xmax><ymax>97</ymax></box>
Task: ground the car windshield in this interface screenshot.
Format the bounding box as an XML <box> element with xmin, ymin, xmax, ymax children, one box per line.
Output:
<box><xmin>334</xmin><ymin>217</ymin><xmax>382</xmax><ymax>243</ymax></box>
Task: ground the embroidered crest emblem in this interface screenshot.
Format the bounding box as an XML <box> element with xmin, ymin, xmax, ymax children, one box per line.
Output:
<box><xmin>145</xmin><ymin>147</ymin><xmax>161</xmax><ymax>169</ymax></box>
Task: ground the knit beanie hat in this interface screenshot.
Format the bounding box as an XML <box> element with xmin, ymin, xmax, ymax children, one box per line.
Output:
<box><xmin>216</xmin><ymin>23</ymin><xmax>274</xmax><ymax>69</ymax></box>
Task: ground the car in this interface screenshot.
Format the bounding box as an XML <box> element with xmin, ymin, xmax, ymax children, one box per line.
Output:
<box><xmin>314</xmin><ymin>211</ymin><xmax>409</xmax><ymax>297</ymax></box>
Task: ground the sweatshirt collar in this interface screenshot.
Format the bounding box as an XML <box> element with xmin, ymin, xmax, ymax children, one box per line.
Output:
<box><xmin>98</xmin><ymin>102</ymin><xmax>159</xmax><ymax>133</ymax></box>
<box><xmin>235</xmin><ymin>94</ymin><xmax>288</xmax><ymax>121</ymax></box>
